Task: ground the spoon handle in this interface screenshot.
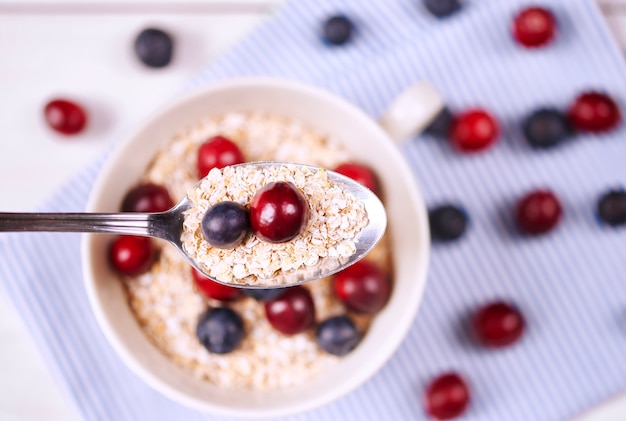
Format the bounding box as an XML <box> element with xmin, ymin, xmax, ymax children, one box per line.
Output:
<box><xmin>0</xmin><ymin>212</ymin><xmax>153</xmax><ymax>237</ymax></box>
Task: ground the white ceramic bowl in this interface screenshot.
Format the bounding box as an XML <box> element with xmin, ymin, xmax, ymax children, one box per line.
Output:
<box><xmin>82</xmin><ymin>77</ymin><xmax>432</xmax><ymax>419</ymax></box>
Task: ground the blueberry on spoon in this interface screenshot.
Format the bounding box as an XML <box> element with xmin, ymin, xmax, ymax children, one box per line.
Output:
<box><xmin>201</xmin><ymin>201</ymin><xmax>250</xmax><ymax>249</ymax></box>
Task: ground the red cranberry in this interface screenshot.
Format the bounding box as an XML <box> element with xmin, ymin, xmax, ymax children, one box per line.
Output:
<box><xmin>44</xmin><ymin>99</ymin><xmax>87</xmax><ymax>135</ymax></box>
<box><xmin>197</xmin><ymin>135</ymin><xmax>245</xmax><ymax>178</ymax></box>
<box><xmin>425</xmin><ymin>372</ymin><xmax>470</xmax><ymax>420</ymax></box>
<box><xmin>512</xmin><ymin>6</ymin><xmax>556</xmax><ymax>48</ymax></box>
<box><xmin>121</xmin><ymin>183</ymin><xmax>174</xmax><ymax>213</ymax></box>
<box><xmin>250</xmin><ymin>182</ymin><xmax>309</xmax><ymax>243</ymax></box>
<box><xmin>264</xmin><ymin>286</ymin><xmax>315</xmax><ymax>335</ymax></box>
<box><xmin>333</xmin><ymin>260</ymin><xmax>390</xmax><ymax>314</ymax></box>
<box><xmin>191</xmin><ymin>268</ymin><xmax>241</xmax><ymax>301</ymax></box>
<box><xmin>515</xmin><ymin>189</ymin><xmax>562</xmax><ymax>235</ymax></box>
<box><xmin>108</xmin><ymin>235</ymin><xmax>155</xmax><ymax>276</ymax></box>
<box><xmin>472</xmin><ymin>301</ymin><xmax>525</xmax><ymax>347</ymax></box>
<box><xmin>334</xmin><ymin>163</ymin><xmax>380</xmax><ymax>195</ymax></box>
<box><xmin>449</xmin><ymin>109</ymin><xmax>499</xmax><ymax>152</ymax></box>
<box><xmin>567</xmin><ymin>91</ymin><xmax>621</xmax><ymax>133</ymax></box>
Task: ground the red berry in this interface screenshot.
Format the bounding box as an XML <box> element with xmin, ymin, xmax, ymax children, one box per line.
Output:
<box><xmin>44</xmin><ymin>99</ymin><xmax>87</xmax><ymax>135</ymax></box>
<box><xmin>472</xmin><ymin>301</ymin><xmax>525</xmax><ymax>347</ymax></box>
<box><xmin>108</xmin><ymin>235</ymin><xmax>155</xmax><ymax>276</ymax></box>
<box><xmin>121</xmin><ymin>183</ymin><xmax>174</xmax><ymax>213</ymax></box>
<box><xmin>333</xmin><ymin>260</ymin><xmax>390</xmax><ymax>314</ymax></box>
<box><xmin>425</xmin><ymin>373</ymin><xmax>470</xmax><ymax>420</ymax></box>
<box><xmin>512</xmin><ymin>6</ymin><xmax>557</xmax><ymax>48</ymax></box>
<box><xmin>334</xmin><ymin>163</ymin><xmax>380</xmax><ymax>195</ymax></box>
<box><xmin>197</xmin><ymin>135</ymin><xmax>245</xmax><ymax>178</ymax></box>
<box><xmin>515</xmin><ymin>189</ymin><xmax>562</xmax><ymax>235</ymax></box>
<box><xmin>191</xmin><ymin>268</ymin><xmax>241</xmax><ymax>301</ymax></box>
<box><xmin>264</xmin><ymin>286</ymin><xmax>315</xmax><ymax>335</ymax></box>
<box><xmin>250</xmin><ymin>181</ymin><xmax>309</xmax><ymax>243</ymax></box>
<box><xmin>449</xmin><ymin>109</ymin><xmax>499</xmax><ymax>152</ymax></box>
<box><xmin>567</xmin><ymin>91</ymin><xmax>621</xmax><ymax>133</ymax></box>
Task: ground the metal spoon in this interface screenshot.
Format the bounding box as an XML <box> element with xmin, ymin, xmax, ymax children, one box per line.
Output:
<box><xmin>0</xmin><ymin>162</ymin><xmax>387</xmax><ymax>289</ymax></box>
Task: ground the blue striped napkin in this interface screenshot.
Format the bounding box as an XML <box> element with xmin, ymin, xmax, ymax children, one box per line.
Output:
<box><xmin>2</xmin><ymin>0</ymin><xmax>626</xmax><ymax>419</ymax></box>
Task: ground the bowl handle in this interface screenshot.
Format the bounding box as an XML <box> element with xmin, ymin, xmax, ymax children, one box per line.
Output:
<box><xmin>378</xmin><ymin>81</ymin><xmax>445</xmax><ymax>143</ymax></box>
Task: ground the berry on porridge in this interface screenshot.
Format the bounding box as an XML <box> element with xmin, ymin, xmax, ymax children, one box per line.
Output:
<box><xmin>334</xmin><ymin>162</ymin><xmax>380</xmax><ymax>196</ymax></box>
<box><xmin>121</xmin><ymin>183</ymin><xmax>174</xmax><ymax>213</ymax></box>
<box><xmin>250</xmin><ymin>181</ymin><xmax>309</xmax><ymax>243</ymax></box>
<box><xmin>333</xmin><ymin>259</ymin><xmax>390</xmax><ymax>314</ymax></box>
<box><xmin>264</xmin><ymin>286</ymin><xmax>316</xmax><ymax>335</ymax></box>
<box><xmin>197</xmin><ymin>135</ymin><xmax>245</xmax><ymax>178</ymax></box>
<box><xmin>242</xmin><ymin>287</ymin><xmax>285</xmax><ymax>302</ymax></box>
<box><xmin>191</xmin><ymin>268</ymin><xmax>242</xmax><ymax>302</ymax></box>
<box><xmin>196</xmin><ymin>307</ymin><xmax>245</xmax><ymax>354</ymax></box>
<box><xmin>200</xmin><ymin>201</ymin><xmax>250</xmax><ymax>249</ymax></box>
<box><xmin>316</xmin><ymin>315</ymin><xmax>361</xmax><ymax>356</ymax></box>
<box><xmin>109</xmin><ymin>235</ymin><xmax>156</xmax><ymax>276</ymax></box>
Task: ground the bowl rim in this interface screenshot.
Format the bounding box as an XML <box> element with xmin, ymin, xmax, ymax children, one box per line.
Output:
<box><xmin>81</xmin><ymin>76</ymin><xmax>431</xmax><ymax>419</ymax></box>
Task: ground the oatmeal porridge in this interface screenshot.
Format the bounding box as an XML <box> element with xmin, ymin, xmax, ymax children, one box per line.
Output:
<box><xmin>182</xmin><ymin>164</ymin><xmax>369</xmax><ymax>286</ymax></box>
<box><xmin>112</xmin><ymin>111</ymin><xmax>392</xmax><ymax>389</ymax></box>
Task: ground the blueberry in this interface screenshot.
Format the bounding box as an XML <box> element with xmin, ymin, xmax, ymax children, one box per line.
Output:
<box><xmin>597</xmin><ymin>190</ymin><xmax>626</xmax><ymax>226</ymax></box>
<box><xmin>242</xmin><ymin>288</ymin><xmax>286</xmax><ymax>302</ymax></box>
<box><xmin>429</xmin><ymin>204</ymin><xmax>468</xmax><ymax>241</ymax></box>
<box><xmin>522</xmin><ymin>108</ymin><xmax>572</xmax><ymax>149</ymax></box>
<box><xmin>425</xmin><ymin>107</ymin><xmax>454</xmax><ymax>138</ymax></box>
<box><xmin>134</xmin><ymin>28</ymin><xmax>173</xmax><ymax>68</ymax></box>
<box><xmin>201</xmin><ymin>201</ymin><xmax>250</xmax><ymax>249</ymax></box>
<box><xmin>196</xmin><ymin>307</ymin><xmax>244</xmax><ymax>354</ymax></box>
<box><xmin>316</xmin><ymin>315</ymin><xmax>361</xmax><ymax>356</ymax></box>
<box><xmin>322</xmin><ymin>16</ymin><xmax>353</xmax><ymax>46</ymax></box>
<box><xmin>424</xmin><ymin>0</ymin><xmax>462</xmax><ymax>18</ymax></box>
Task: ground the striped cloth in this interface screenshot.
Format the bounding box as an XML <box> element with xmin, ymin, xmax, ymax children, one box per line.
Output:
<box><xmin>2</xmin><ymin>0</ymin><xmax>626</xmax><ymax>419</ymax></box>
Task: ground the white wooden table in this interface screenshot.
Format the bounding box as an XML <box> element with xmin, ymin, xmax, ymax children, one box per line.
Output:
<box><xmin>0</xmin><ymin>1</ymin><xmax>625</xmax><ymax>419</ymax></box>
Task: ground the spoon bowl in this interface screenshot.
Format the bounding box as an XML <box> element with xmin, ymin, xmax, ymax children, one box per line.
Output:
<box><xmin>0</xmin><ymin>162</ymin><xmax>386</xmax><ymax>288</ymax></box>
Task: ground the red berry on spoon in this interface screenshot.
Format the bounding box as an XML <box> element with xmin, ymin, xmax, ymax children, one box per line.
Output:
<box><xmin>425</xmin><ymin>372</ymin><xmax>470</xmax><ymax>420</ymax></box>
<box><xmin>197</xmin><ymin>135</ymin><xmax>245</xmax><ymax>178</ymax></box>
<box><xmin>264</xmin><ymin>286</ymin><xmax>315</xmax><ymax>335</ymax></box>
<box><xmin>512</xmin><ymin>6</ymin><xmax>556</xmax><ymax>48</ymax></box>
<box><xmin>44</xmin><ymin>99</ymin><xmax>87</xmax><ymax>135</ymax></box>
<box><xmin>121</xmin><ymin>183</ymin><xmax>174</xmax><ymax>213</ymax></box>
<box><xmin>334</xmin><ymin>162</ymin><xmax>380</xmax><ymax>195</ymax></box>
<box><xmin>449</xmin><ymin>109</ymin><xmax>499</xmax><ymax>152</ymax></box>
<box><xmin>567</xmin><ymin>91</ymin><xmax>621</xmax><ymax>133</ymax></box>
<box><xmin>191</xmin><ymin>268</ymin><xmax>241</xmax><ymax>301</ymax></box>
<box><xmin>515</xmin><ymin>189</ymin><xmax>562</xmax><ymax>235</ymax></box>
<box><xmin>472</xmin><ymin>301</ymin><xmax>525</xmax><ymax>347</ymax></box>
<box><xmin>250</xmin><ymin>181</ymin><xmax>309</xmax><ymax>243</ymax></box>
<box><xmin>109</xmin><ymin>235</ymin><xmax>155</xmax><ymax>276</ymax></box>
<box><xmin>333</xmin><ymin>260</ymin><xmax>390</xmax><ymax>314</ymax></box>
